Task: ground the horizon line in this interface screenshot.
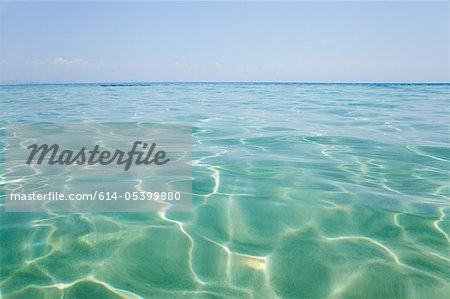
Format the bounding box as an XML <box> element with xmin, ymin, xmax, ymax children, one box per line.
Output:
<box><xmin>1</xmin><ymin>81</ymin><xmax>449</xmax><ymax>86</ymax></box>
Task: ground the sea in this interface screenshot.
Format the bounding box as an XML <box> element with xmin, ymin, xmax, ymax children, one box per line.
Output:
<box><xmin>0</xmin><ymin>83</ymin><xmax>449</xmax><ymax>298</ymax></box>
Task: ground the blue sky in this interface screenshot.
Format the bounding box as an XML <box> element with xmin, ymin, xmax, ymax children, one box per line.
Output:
<box><xmin>0</xmin><ymin>1</ymin><xmax>448</xmax><ymax>83</ymax></box>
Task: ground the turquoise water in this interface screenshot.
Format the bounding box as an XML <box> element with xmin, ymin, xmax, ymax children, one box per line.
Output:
<box><xmin>0</xmin><ymin>83</ymin><xmax>449</xmax><ymax>298</ymax></box>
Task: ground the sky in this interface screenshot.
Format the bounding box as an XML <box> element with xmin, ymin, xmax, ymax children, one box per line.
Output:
<box><xmin>0</xmin><ymin>1</ymin><xmax>448</xmax><ymax>84</ymax></box>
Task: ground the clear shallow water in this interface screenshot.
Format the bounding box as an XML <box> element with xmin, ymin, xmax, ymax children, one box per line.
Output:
<box><xmin>0</xmin><ymin>83</ymin><xmax>449</xmax><ymax>298</ymax></box>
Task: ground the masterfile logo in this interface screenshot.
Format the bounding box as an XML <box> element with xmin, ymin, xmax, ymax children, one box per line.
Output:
<box><xmin>5</xmin><ymin>123</ymin><xmax>192</xmax><ymax>212</ymax></box>
<box><xmin>26</xmin><ymin>141</ymin><xmax>170</xmax><ymax>171</ymax></box>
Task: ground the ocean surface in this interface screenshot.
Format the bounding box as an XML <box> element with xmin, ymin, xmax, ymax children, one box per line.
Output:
<box><xmin>0</xmin><ymin>83</ymin><xmax>449</xmax><ymax>298</ymax></box>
